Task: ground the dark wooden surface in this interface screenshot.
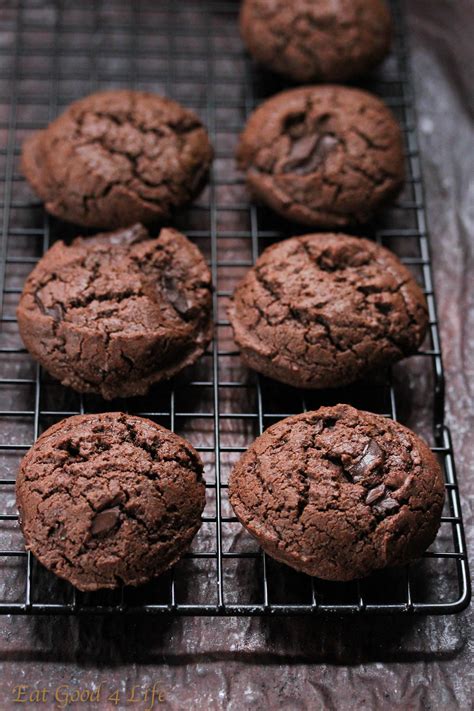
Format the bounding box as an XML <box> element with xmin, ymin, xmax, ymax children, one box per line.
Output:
<box><xmin>0</xmin><ymin>1</ymin><xmax>472</xmax><ymax>709</ymax></box>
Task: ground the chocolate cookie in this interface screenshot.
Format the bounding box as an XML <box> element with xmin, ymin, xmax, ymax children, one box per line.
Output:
<box><xmin>228</xmin><ymin>233</ymin><xmax>427</xmax><ymax>389</ymax></box>
<box><xmin>21</xmin><ymin>89</ymin><xmax>213</xmax><ymax>228</ymax></box>
<box><xmin>17</xmin><ymin>224</ymin><xmax>213</xmax><ymax>400</ymax></box>
<box><xmin>16</xmin><ymin>413</ymin><xmax>206</xmax><ymax>591</ymax></box>
<box><xmin>240</xmin><ymin>0</ymin><xmax>392</xmax><ymax>83</ymax></box>
<box><xmin>237</xmin><ymin>86</ymin><xmax>404</xmax><ymax>228</ymax></box>
<box><xmin>229</xmin><ymin>405</ymin><xmax>445</xmax><ymax>580</ymax></box>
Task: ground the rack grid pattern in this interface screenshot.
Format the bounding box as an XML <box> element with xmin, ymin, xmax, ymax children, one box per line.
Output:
<box><xmin>0</xmin><ymin>0</ymin><xmax>470</xmax><ymax>615</ymax></box>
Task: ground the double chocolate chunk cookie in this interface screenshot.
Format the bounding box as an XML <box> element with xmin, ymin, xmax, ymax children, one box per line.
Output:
<box><xmin>228</xmin><ymin>233</ymin><xmax>427</xmax><ymax>389</ymax></box>
<box><xmin>17</xmin><ymin>224</ymin><xmax>213</xmax><ymax>400</ymax></box>
<box><xmin>240</xmin><ymin>0</ymin><xmax>392</xmax><ymax>83</ymax></box>
<box><xmin>16</xmin><ymin>413</ymin><xmax>206</xmax><ymax>591</ymax></box>
<box><xmin>237</xmin><ymin>86</ymin><xmax>404</xmax><ymax>228</ymax></box>
<box><xmin>21</xmin><ymin>89</ymin><xmax>213</xmax><ymax>228</ymax></box>
<box><xmin>229</xmin><ymin>405</ymin><xmax>445</xmax><ymax>580</ymax></box>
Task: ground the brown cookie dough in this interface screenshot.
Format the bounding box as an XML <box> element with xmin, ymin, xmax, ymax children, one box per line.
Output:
<box><xmin>236</xmin><ymin>86</ymin><xmax>404</xmax><ymax>228</ymax></box>
<box><xmin>16</xmin><ymin>412</ymin><xmax>206</xmax><ymax>591</ymax></box>
<box><xmin>228</xmin><ymin>233</ymin><xmax>428</xmax><ymax>389</ymax></box>
<box><xmin>240</xmin><ymin>0</ymin><xmax>392</xmax><ymax>83</ymax></box>
<box><xmin>21</xmin><ymin>89</ymin><xmax>213</xmax><ymax>228</ymax></box>
<box><xmin>229</xmin><ymin>405</ymin><xmax>445</xmax><ymax>581</ymax></box>
<box><xmin>17</xmin><ymin>224</ymin><xmax>213</xmax><ymax>400</ymax></box>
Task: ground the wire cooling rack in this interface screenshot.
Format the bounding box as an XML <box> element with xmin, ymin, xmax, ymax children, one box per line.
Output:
<box><xmin>0</xmin><ymin>0</ymin><xmax>470</xmax><ymax>616</ymax></box>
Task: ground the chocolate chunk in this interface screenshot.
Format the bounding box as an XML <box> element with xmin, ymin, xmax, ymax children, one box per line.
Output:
<box><xmin>46</xmin><ymin>303</ymin><xmax>64</xmax><ymax>321</ymax></box>
<box><xmin>374</xmin><ymin>496</ymin><xmax>400</xmax><ymax>516</ymax></box>
<box><xmin>349</xmin><ymin>439</ymin><xmax>385</xmax><ymax>482</ymax></box>
<box><xmin>365</xmin><ymin>483</ymin><xmax>386</xmax><ymax>505</ymax></box>
<box><xmin>91</xmin><ymin>507</ymin><xmax>120</xmax><ymax>536</ymax></box>
<box><xmin>312</xmin><ymin>419</ymin><xmax>324</xmax><ymax>435</ymax></box>
<box><xmin>107</xmin><ymin>223</ymin><xmax>148</xmax><ymax>246</ymax></box>
<box><xmin>162</xmin><ymin>275</ymin><xmax>191</xmax><ymax>316</ymax></box>
<box><xmin>282</xmin><ymin>134</ymin><xmax>340</xmax><ymax>175</ymax></box>
<box><xmin>35</xmin><ymin>295</ymin><xmax>64</xmax><ymax>322</ymax></box>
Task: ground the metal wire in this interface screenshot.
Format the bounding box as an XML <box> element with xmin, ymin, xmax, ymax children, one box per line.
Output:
<box><xmin>0</xmin><ymin>0</ymin><xmax>470</xmax><ymax>615</ymax></box>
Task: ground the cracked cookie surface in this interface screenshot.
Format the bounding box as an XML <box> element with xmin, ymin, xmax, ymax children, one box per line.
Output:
<box><xmin>229</xmin><ymin>404</ymin><xmax>444</xmax><ymax>580</ymax></box>
<box><xmin>16</xmin><ymin>412</ymin><xmax>206</xmax><ymax>591</ymax></box>
<box><xmin>21</xmin><ymin>89</ymin><xmax>213</xmax><ymax>228</ymax></box>
<box><xmin>17</xmin><ymin>223</ymin><xmax>213</xmax><ymax>400</ymax></box>
<box><xmin>228</xmin><ymin>233</ymin><xmax>427</xmax><ymax>389</ymax></box>
<box><xmin>237</xmin><ymin>86</ymin><xmax>404</xmax><ymax>228</ymax></box>
<box><xmin>240</xmin><ymin>0</ymin><xmax>392</xmax><ymax>83</ymax></box>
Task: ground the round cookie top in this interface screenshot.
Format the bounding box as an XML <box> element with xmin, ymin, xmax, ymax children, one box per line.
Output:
<box><xmin>228</xmin><ymin>233</ymin><xmax>428</xmax><ymax>389</ymax></box>
<box><xmin>240</xmin><ymin>0</ymin><xmax>392</xmax><ymax>83</ymax></box>
<box><xmin>16</xmin><ymin>412</ymin><xmax>206</xmax><ymax>591</ymax></box>
<box><xmin>21</xmin><ymin>89</ymin><xmax>213</xmax><ymax>229</ymax></box>
<box><xmin>17</xmin><ymin>224</ymin><xmax>213</xmax><ymax>400</ymax></box>
<box><xmin>229</xmin><ymin>405</ymin><xmax>445</xmax><ymax>581</ymax></box>
<box><xmin>237</xmin><ymin>85</ymin><xmax>404</xmax><ymax>228</ymax></box>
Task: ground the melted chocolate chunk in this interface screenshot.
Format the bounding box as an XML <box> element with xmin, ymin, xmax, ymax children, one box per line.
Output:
<box><xmin>35</xmin><ymin>295</ymin><xmax>64</xmax><ymax>322</ymax></box>
<box><xmin>349</xmin><ymin>439</ymin><xmax>385</xmax><ymax>482</ymax></box>
<box><xmin>365</xmin><ymin>483</ymin><xmax>386</xmax><ymax>505</ymax></box>
<box><xmin>282</xmin><ymin>134</ymin><xmax>340</xmax><ymax>175</ymax></box>
<box><xmin>90</xmin><ymin>507</ymin><xmax>120</xmax><ymax>536</ymax></box>
<box><xmin>374</xmin><ymin>496</ymin><xmax>400</xmax><ymax>516</ymax></box>
<box><xmin>162</xmin><ymin>275</ymin><xmax>191</xmax><ymax>317</ymax></box>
